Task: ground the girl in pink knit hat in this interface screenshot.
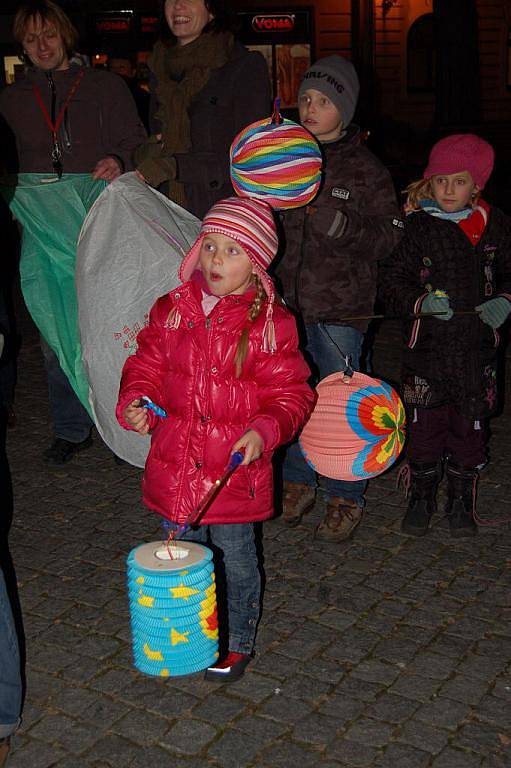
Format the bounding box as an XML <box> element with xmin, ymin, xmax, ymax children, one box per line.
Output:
<box><xmin>116</xmin><ymin>196</ymin><xmax>314</xmax><ymax>681</ymax></box>
<box><xmin>380</xmin><ymin>134</ymin><xmax>511</xmax><ymax>539</ymax></box>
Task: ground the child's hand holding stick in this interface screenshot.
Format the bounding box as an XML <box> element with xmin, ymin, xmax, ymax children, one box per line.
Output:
<box><xmin>232</xmin><ymin>429</ymin><xmax>264</xmax><ymax>465</ymax></box>
<box><xmin>123</xmin><ymin>400</ymin><xmax>150</xmax><ymax>434</ymax></box>
<box><xmin>123</xmin><ymin>397</ymin><xmax>167</xmax><ymax>435</ymax></box>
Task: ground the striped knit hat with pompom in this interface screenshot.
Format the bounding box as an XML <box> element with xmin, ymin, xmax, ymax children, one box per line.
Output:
<box><xmin>179</xmin><ymin>196</ymin><xmax>279</xmax><ymax>352</ymax></box>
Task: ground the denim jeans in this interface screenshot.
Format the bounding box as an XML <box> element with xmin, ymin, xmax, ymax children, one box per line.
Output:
<box><xmin>0</xmin><ymin>567</ymin><xmax>22</xmax><ymax>738</ymax></box>
<box><xmin>164</xmin><ymin>521</ymin><xmax>260</xmax><ymax>654</ymax></box>
<box><xmin>40</xmin><ymin>337</ymin><xmax>92</xmax><ymax>443</ymax></box>
<box><xmin>164</xmin><ymin>521</ymin><xmax>261</xmax><ymax>653</ymax></box>
<box><xmin>283</xmin><ymin>322</ymin><xmax>367</xmax><ymax>505</ymax></box>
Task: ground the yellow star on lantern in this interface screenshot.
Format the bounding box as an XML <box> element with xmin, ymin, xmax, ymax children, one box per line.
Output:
<box><xmin>171</xmin><ymin>628</ymin><xmax>190</xmax><ymax>646</ymax></box>
<box><xmin>138</xmin><ymin>594</ymin><xmax>154</xmax><ymax>608</ymax></box>
<box><xmin>143</xmin><ymin>643</ymin><xmax>163</xmax><ymax>661</ymax></box>
<box><xmin>169</xmin><ymin>583</ymin><xmax>200</xmax><ymax>600</ymax></box>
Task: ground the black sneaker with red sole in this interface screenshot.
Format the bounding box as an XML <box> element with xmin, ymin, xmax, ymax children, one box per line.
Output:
<box><xmin>204</xmin><ymin>651</ymin><xmax>252</xmax><ymax>682</ymax></box>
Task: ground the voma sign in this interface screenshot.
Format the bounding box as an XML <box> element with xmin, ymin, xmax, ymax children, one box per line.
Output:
<box><xmin>252</xmin><ymin>14</ymin><xmax>296</xmax><ymax>33</ymax></box>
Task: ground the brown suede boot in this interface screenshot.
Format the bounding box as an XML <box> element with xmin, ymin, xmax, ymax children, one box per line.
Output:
<box><xmin>282</xmin><ymin>481</ymin><xmax>316</xmax><ymax>526</ymax></box>
<box><xmin>315</xmin><ymin>497</ymin><xmax>363</xmax><ymax>541</ymax></box>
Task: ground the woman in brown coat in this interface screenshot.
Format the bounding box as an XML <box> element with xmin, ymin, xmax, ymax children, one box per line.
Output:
<box><xmin>136</xmin><ymin>0</ymin><xmax>271</xmax><ymax>219</ymax></box>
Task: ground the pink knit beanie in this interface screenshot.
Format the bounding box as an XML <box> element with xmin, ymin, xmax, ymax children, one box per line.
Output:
<box><xmin>179</xmin><ymin>196</ymin><xmax>279</xmax><ymax>352</ymax></box>
<box><xmin>423</xmin><ymin>134</ymin><xmax>495</xmax><ymax>189</ymax></box>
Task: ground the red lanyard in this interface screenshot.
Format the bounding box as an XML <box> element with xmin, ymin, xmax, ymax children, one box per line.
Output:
<box><xmin>32</xmin><ymin>67</ymin><xmax>84</xmax><ymax>136</ymax></box>
<box><xmin>31</xmin><ymin>68</ymin><xmax>84</xmax><ymax>175</ymax></box>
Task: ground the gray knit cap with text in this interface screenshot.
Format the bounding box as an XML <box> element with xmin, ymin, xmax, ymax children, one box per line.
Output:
<box><xmin>298</xmin><ymin>55</ymin><xmax>360</xmax><ymax>128</ymax></box>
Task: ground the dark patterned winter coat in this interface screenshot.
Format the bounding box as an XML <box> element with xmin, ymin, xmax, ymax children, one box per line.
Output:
<box><xmin>379</xmin><ymin>207</ymin><xmax>511</xmax><ymax>420</ymax></box>
<box><xmin>275</xmin><ymin>127</ymin><xmax>403</xmax><ymax>333</ymax></box>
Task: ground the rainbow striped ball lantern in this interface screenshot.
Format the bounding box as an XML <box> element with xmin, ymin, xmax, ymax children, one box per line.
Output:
<box><xmin>230</xmin><ymin>101</ymin><xmax>322</xmax><ymax>211</ymax></box>
<box><xmin>127</xmin><ymin>541</ymin><xmax>219</xmax><ymax>677</ymax></box>
<box><xmin>299</xmin><ymin>372</ymin><xmax>406</xmax><ymax>481</ymax></box>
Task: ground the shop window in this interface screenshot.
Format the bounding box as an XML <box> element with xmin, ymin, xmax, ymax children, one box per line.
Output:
<box><xmin>3</xmin><ymin>55</ymin><xmax>24</xmax><ymax>85</ymax></box>
<box><xmin>407</xmin><ymin>13</ymin><xmax>435</xmax><ymax>93</ymax></box>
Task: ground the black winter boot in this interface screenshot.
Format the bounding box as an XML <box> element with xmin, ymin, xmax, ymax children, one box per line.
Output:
<box><xmin>401</xmin><ymin>462</ymin><xmax>442</xmax><ymax>536</ymax></box>
<box><xmin>445</xmin><ymin>464</ymin><xmax>478</xmax><ymax>538</ymax></box>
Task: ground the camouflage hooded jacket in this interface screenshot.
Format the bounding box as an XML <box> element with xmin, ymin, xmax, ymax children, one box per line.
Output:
<box><xmin>275</xmin><ymin>127</ymin><xmax>403</xmax><ymax>333</ymax></box>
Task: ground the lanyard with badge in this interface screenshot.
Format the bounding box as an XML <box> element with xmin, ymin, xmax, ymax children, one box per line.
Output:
<box><xmin>31</xmin><ymin>67</ymin><xmax>84</xmax><ymax>179</ymax></box>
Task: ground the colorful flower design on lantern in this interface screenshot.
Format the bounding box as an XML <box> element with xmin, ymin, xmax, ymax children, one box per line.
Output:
<box><xmin>346</xmin><ymin>381</ymin><xmax>406</xmax><ymax>478</ymax></box>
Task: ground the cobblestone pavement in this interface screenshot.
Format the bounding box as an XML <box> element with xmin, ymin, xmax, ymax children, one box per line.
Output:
<box><xmin>4</xmin><ymin>312</ymin><xmax>511</xmax><ymax>768</ymax></box>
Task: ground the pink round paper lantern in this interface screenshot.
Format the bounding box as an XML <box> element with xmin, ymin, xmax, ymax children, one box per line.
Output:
<box><xmin>299</xmin><ymin>372</ymin><xmax>406</xmax><ymax>481</ymax></box>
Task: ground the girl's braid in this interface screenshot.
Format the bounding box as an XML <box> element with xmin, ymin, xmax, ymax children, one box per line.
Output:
<box><xmin>234</xmin><ymin>274</ymin><xmax>265</xmax><ymax>378</ymax></box>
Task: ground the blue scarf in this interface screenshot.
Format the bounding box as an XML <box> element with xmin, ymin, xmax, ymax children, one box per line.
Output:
<box><xmin>413</xmin><ymin>198</ymin><xmax>473</xmax><ymax>222</ymax></box>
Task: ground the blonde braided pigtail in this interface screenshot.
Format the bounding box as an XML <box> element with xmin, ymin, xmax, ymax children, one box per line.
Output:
<box><xmin>234</xmin><ymin>275</ymin><xmax>266</xmax><ymax>378</ymax></box>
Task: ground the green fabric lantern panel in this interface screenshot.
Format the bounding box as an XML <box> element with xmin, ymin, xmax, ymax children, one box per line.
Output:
<box><xmin>2</xmin><ymin>174</ymin><xmax>106</xmax><ymax>414</ymax></box>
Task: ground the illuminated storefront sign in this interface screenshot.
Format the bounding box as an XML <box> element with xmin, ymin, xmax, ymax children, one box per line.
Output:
<box><xmin>238</xmin><ymin>8</ymin><xmax>311</xmax><ymax>44</ymax></box>
<box><xmin>252</xmin><ymin>14</ymin><xmax>296</xmax><ymax>33</ymax></box>
<box><xmin>93</xmin><ymin>13</ymin><xmax>133</xmax><ymax>36</ymax></box>
<box><xmin>140</xmin><ymin>16</ymin><xmax>158</xmax><ymax>35</ymax></box>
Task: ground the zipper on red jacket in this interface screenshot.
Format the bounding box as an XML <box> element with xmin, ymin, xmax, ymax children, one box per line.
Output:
<box><xmin>202</xmin><ymin>299</ymin><xmax>258</xmax><ymax>504</ymax></box>
<box><xmin>206</xmin><ymin>300</ymin><xmax>257</xmax><ymax>501</ymax></box>
<box><xmin>164</xmin><ymin>293</ymin><xmax>204</xmax><ymax>523</ymax></box>
<box><xmin>245</xmin><ymin>462</ymin><xmax>255</xmax><ymax>499</ymax></box>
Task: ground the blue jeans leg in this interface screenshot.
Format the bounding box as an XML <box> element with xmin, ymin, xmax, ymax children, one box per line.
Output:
<box><xmin>40</xmin><ymin>337</ymin><xmax>92</xmax><ymax>443</ymax></box>
<box><xmin>0</xmin><ymin>567</ymin><xmax>22</xmax><ymax>739</ymax></box>
<box><xmin>165</xmin><ymin>521</ymin><xmax>260</xmax><ymax>654</ymax></box>
<box><xmin>283</xmin><ymin>322</ymin><xmax>367</xmax><ymax>506</ymax></box>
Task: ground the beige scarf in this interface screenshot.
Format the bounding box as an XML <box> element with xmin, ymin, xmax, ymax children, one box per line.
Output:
<box><xmin>136</xmin><ymin>31</ymin><xmax>234</xmax><ymax>207</ymax></box>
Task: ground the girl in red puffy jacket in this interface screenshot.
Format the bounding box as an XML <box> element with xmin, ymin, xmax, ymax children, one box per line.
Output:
<box><xmin>117</xmin><ymin>196</ymin><xmax>314</xmax><ymax>681</ymax></box>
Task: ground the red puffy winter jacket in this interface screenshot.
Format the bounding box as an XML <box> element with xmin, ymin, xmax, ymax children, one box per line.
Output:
<box><xmin>116</xmin><ymin>279</ymin><xmax>314</xmax><ymax>524</ymax></box>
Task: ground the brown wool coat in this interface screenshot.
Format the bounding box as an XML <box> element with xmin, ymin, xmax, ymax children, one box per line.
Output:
<box><xmin>0</xmin><ymin>64</ymin><xmax>146</xmax><ymax>174</ymax></box>
<box><xmin>147</xmin><ymin>41</ymin><xmax>271</xmax><ymax>220</ymax></box>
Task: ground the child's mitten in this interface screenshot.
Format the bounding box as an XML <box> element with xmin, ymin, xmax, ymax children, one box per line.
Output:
<box><xmin>475</xmin><ymin>297</ymin><xmax>511</xmax><ymax>329</ymax></box>
<box><xmin>421</xmin><ymin>289</ymin><xmax>453</xmax><ymax>320</ymax></box>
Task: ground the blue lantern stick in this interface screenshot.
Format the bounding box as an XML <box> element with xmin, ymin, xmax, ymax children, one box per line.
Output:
<box><xmin>141</xmin><ymin>396</ymin><xmax>167</xmax><ymax>418</ymax></box>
